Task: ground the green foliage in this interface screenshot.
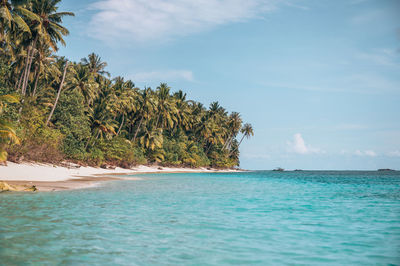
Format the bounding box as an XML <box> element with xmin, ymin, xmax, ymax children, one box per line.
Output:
<box><xmin>52</xmin><ymin>90</ymin><xmax>91</xmax><ymax>160</ymax></box>
<box><xmin>97</xmin><ymin>137</ymin><xmax>146</xmax><ymax>168</ymax></box>
<box><xmin>0</xmin><ymin>0</ymin><xmax>253</xmax><ymax>168</ymax></box>
<box><xmin>9</xmin><ymin>105</ymin><xmax>63</xmax><ymax>162</ymax></box>
<box><xmin>162</xmin><ymin>133</ymin><xmax>209</xmax><ymax>167</ymax></box>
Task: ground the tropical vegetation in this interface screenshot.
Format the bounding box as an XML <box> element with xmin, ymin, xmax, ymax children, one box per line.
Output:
<box><xmin>0</xmin><ymin>0</ymin><xmax>253</xmax><ymax>168</ymax></box>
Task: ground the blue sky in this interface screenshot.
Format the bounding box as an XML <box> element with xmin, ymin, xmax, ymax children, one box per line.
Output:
<box><xmin>58</xmin><ymin>0</ymin><xmax>400</xmax><ymax>170</ymax></box>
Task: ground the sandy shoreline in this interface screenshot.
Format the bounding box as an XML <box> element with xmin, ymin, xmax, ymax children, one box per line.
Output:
<box><xmin>0</xmin><ymin>161</ymin><xmax>242</xmax><ymax>192</ymax></box>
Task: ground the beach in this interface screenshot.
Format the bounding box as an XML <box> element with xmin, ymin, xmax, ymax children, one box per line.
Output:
<box><xmin>0</xmin><ymin>161</ymin><xmax>241</xmax><ymax>191</ymax></box>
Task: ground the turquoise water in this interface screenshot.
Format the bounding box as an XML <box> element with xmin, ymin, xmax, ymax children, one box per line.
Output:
<box><xmin>1</xmin><ymin>171</ymin><xmax>400</xmax><ymax>265</ymax></box>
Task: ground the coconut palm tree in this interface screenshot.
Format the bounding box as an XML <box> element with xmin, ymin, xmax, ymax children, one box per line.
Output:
<box><xmin>222</xmin><ymin>112</ymin><xmax>242</xmax><ymax>150</ymax></box>
<box><xmin>30</xmin><ymin>42</ymin><xmax>54</xmax><ymax>96</ymax></box>
<box><xmin>229</xmin><ymin>123</ymin><xmax>254</xmax><ymax>156</ymax></box>
<box><xmin>154</xmin><ymin>83</ymin><xmax>177</xmax><ymax>130</ymax></box>
<box><xmin>81</xmin><ymin>52</ymin><xmax>110</xmax><ymax>78</ymax></box>
<box><xmin>66</xmin><ymin>64</ymin><xmax>98</xmax><ymax>106</ymax></box>
<box><xmin>19</xmin><ymin>0</ymin><xmax>74</xmax><ymax>95</ymax></box>
<box><xmin>110</xmin><ymin>77</ymin><xmax>137</xmax><ymax>135</ymax></box>
<box><xmin>139</xmin><ymin>126</ymin><xmax>163</xmax><ymax>151</ymax></box>
<box><xmin>0</xmin><ymin>0</ymin><xmax>35</xmax><ymax>39</ymax></box>
<box><xmin>46</xmin><ymin>58</ymin><xmax>68</xmax><ymax>125</ymax></box>
<box><xmin>173</xmin><ymin>90</ymin><xmax>191</xmax><ymax>131</ymax></box>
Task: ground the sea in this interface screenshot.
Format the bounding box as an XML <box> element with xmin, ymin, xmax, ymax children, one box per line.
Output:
<box><xmin>1</xmin><ymin>171</ymin><xmax>399</xmax><ymax>265</ymax></box>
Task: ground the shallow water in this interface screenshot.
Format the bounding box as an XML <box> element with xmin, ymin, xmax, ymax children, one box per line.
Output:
<box><xmin>1</xmin><ymin>171</ymin><xmax>400</xmax><ymax>265</ymax></box>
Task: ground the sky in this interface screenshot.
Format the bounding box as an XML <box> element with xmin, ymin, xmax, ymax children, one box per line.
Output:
<box><xmin>57</xmin><ymin>0</ymin><xmax>400</xmax><ymax>170</ymax></box>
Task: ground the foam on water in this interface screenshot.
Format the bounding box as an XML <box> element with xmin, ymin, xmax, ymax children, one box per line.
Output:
<box><xmin>1</xmin><ymin>171</ymin><xmax>399</xmax><ymax>265</ymax></box>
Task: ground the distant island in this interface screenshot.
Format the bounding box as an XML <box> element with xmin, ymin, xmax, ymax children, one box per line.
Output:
<box><xmin>378</xmin><ymin>169</ymin><xmax>395</xmax><ymax>172</ymax></box>
<box><xmin>0</xmin><ymin>0</ymin><xmax>253</xmax><ymax>170</ymax></box>
<box><xmin>273</xmin><ymin>167</ymin><xmax>285</xmax><ymax>172</ymax></box>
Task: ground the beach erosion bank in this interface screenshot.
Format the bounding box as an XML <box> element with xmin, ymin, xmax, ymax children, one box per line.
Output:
<box><xmin>0</xmin><ymin>162</ymin><xmax>242</xmax><ymax>192</ymax></box>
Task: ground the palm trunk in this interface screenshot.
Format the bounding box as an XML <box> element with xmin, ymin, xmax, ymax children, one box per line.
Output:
<box><xmin>21</xmin><ymin>36</ymin><xmax>38</xmax><ymax>95</ymax></box>
<box><xmin>95</xmin><ymin>130</ymin><xmax>101</xmax><ymax>139</ymax></box>
<box><xmin>116</xmin><ymin>114</ymin><xmax>125</xmax><ymax>136</ymax></box>
<box><xmin>15</xmin><ymin>70</ymin><xmax>24</xmax><ymax>91</ymax></box>
<box><xmin>46</xmin><ymin>61</ymin><xmax>69</xmax><ymax>126</ymax></box>
<box><xmin>228</xmin><ymin>135</ymin><xmax>245</xmax><ymax>157</ymax></box>
<box><xmin>155</xmin><ymin>114</ymin><xmax>160</xmax><ymax>129</ymax></box>
<box><xmin>85</xmin><ymin>136</ymin><xmax>92</xmax><ymax>150</ymax></box>
<box><xmin>20</xmin><ymin>46</ymin><xmax>31</xmax><ymax>93</ymax></box>
<box><xmin>222</xmin><ymin>133</ymin><xmax>232</xmax><ymax>150</ymax></box>
<box><xmin>32</xmin><ymin>65</ymin><xmax>40</xmax><ymax>97</ymax></box>
<box><xmin>205</xmin><ymin>142</ymin><xmax>212</xmax><ymax>155</ymax></box>
<box><xmin>132</xmin><ymin>115</ymin><xmax>144</xmax><ymax>142</ymax></box>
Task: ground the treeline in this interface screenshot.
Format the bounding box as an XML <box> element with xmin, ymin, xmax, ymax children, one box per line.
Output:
<box><xmin>0</xmin><ymin>0</ymin><xmax>253</xmax><ymax>168</ymax></box>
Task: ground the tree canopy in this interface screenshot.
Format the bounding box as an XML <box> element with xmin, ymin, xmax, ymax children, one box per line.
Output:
<box><xmin>0</xmin><ymin>0</ymin><xmax>253</xmax><ymax>168</ymax></box>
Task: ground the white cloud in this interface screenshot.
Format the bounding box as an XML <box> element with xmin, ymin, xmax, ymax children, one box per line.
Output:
<box><xmin>287</xmin><ymin>133</ymin><xmax>321</xmax><ymax>155</ymax></box>
<box><xmin>88</xmin><ymin>0</ymin><xmax>281</xmax><ymax>42</ymax></box>
<box><xmin>130</xmin><ymin>69</ymin><xmax>194</xmax><ymax>82</ymax></box>
<box><xmin>354</xmin><ymin>150</ymin><xmax>377</xmax><ymax>157</ymax></box>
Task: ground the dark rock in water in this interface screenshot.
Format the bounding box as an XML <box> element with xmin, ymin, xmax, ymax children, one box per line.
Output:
<box><xmin>273</xmin><ymin>167</ymin><xmax>284</xmax><ymax>172</ymax></box>
<box><xmin>294</xmin><ymin>169</ymin><xmax>303</xmax><ymax>171</ymax></box>
<box><xmin>378</xmin><ymin>169</ymin><xmax>395</xmax><ymax>172</ymax></box>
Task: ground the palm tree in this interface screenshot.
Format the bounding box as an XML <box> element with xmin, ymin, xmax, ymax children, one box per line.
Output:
<box><xmin>229</xmin><ymin>123</ymin><xmax>254</xmax><ymax>156</ymax></box>
<box><xmin>139</xmin><ymin>126</ymin><xmax>163</xmax><ymax>151</ymax></box>
<box><xmin>131</xmin><ymin>87</ymin><xmax>154</xmax><ymax>142</ymax></box>
<box><xmin>46</xmin><ymin>58</ymin><xmax>68</xmax><ymax>125</ymax></box>
<box><xmin>173</xmin><ymin>90</ymin><xmax>190</xmax><ymax>131</ymax></box>
<box><xmin>31</xmin><ymin>42</ymin><xmax>54</xmax><ymax>96</ymax></box>
<box><xmin>66</xmin><ymin>64</ymin><xmax>98</xmax><ymax>106</ymax></box>
<box><xmin>109</xmin><ymin>77</ymin><xmax>137</xmax><ymax>135</ymax></box>
<box><xmin>154</xmin><ymin>83</ymin><xmax>177</xmax><ymax>130</ymax></box>
<box><xmin>0</xmin><ymin>0</ymin><xmax>34</xmax><ymax>39</ymax></box>
<box><xmin>19</xmin><ymin>0</ymin><xmax>74</xmax><ymax>95</ymax></box>
<box><xmin>222</xmin><ymin>112</ymin><xmax>242</xmax><ymax>150</ymax></box>
<box><xmin>81</xmin><ymin>52</ymin><xmax>110</xmax><ymax>77</ymax></box>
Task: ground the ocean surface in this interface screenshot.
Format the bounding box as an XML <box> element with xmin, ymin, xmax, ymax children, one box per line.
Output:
<box><xmin>1</xmin><ymin>171</ymin><xmax>400</xmax><ymax>265</ymax></box>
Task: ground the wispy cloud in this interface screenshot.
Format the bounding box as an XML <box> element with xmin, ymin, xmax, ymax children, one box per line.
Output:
<box><xmin>130</xmin><ymin>70</ymin><xmax>194</xmax><ymax>82</ymax></box>
<box><xmin>88</xmin><ymin>0</ymin><xmax>283</xmax><ymax>43</ymax></box>
<box><xmin>287</xmin><ymin>133</ymin><xmax>322</xmax><ymax>155</ymax></box>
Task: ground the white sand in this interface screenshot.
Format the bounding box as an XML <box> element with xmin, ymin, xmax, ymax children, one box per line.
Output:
<box><xmin>0</xmin><ymin>161</ymin><xmax>237</xmax><ymax>182</ymax></box>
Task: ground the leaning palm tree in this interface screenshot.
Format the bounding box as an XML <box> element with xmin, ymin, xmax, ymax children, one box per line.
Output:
<box><xmin>46</xmin><ymin>58</ymin><xmax>68</xmax><ymax>125</ymax></box>
<box><xmin>229</xmin><ymin>123</ymin><xmax>254</xmax><ymax>156</ymax></box>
